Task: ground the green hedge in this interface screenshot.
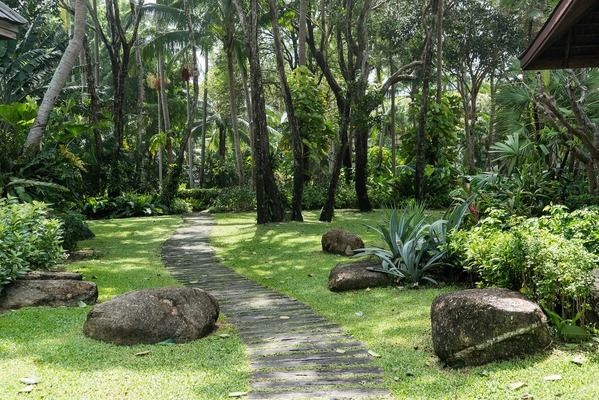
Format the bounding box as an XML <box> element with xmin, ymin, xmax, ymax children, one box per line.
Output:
<box><xmin>449</xmin><ymin>207</ymin><xmax>598</xmax><ymax>320</ymax></box>
<box><xmin>0</xmin><ymin>200</ymin><xmax>64</xmax><ymax>294</ymax></box>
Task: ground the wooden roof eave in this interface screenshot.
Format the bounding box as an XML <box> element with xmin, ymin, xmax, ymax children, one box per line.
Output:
<box><xmin>520</xmin><ymin>0</ymin><xmax>599</xmax><ymax>70</ymax></box>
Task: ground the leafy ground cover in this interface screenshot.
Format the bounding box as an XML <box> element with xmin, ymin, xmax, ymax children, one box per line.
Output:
<box><xmin>211</xmin><ymin>210</ymin><xmax>599</xmax><ymax>400</ymax></box>
<box><xmin>0</xmin><ymin>216</ymin><xmax>249</xmax><ymax>400</ymax></box>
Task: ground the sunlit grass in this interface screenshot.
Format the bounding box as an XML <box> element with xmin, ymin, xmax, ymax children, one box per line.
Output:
<box><xmin>0</xmin><ymin>216</ymin><xmax>249</xmax><ymax>400</ymax></box>
<box><xmin>212</xmin><ymin>210</ymin><xmax>599</xmax><ymax>400</ymax></box>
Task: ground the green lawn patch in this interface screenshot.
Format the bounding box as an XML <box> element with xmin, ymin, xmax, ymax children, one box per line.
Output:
<box><xmin>211</xmin><ymin>210</ymin><xmax>599</xmax><ymax>400</ymax></box>
<box><xmin>0</xmin><ymin>216</ymin><xmax>249</xmax><ymax>400</ymax></box>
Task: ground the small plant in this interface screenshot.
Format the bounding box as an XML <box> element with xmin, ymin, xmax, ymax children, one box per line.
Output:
<box><xmin>542</xmin><ymin>306</ymin><xmax>591</xmax><ymax>343</ymax></box>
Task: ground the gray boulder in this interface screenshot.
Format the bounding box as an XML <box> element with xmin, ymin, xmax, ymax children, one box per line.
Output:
<box><xmin>83</xmin><ymin>287</ymin><xmax>219</xmax><ymax>345</ymax></box>
<box><xmin>322</xmin><ymin>229</ymin><xmax>364</xmax><ymax>256</ymax></box>
<box><xmin>431</xmin><ymin>288</ymin><xmax>552</xmax><ymax>367</ymax></box>
<box><xmin>67</xmin><ymin>248</ymin><xmax>101</xmax><ymax>262</ymax></box>
<box><xmin>20</xmin><ymin>271</ymin><xmax>83</xmax><ymax>281</ymax></box>
<box><xmin>328</xmin><ymin>260</ymin><xmax>395</xmax><ymax>292</ymax></box>
<box><xmin>0</xmin><ymin>279</ymin><xmax>97</xmax><ymax>310</ymax></box>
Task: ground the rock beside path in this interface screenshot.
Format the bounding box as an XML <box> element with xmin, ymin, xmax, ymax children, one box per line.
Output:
<box><xmin>67</xmin><ymin>248</ymin><xmax>101</xmax><ymax>262</ymax></box>
<box><xmin>431</xmin><ymin>288</ymin><xmax>552</xmax><ymax>367</ymax></box>
<box><xmin>322</xmin><ymin>229</ymin><xmax>364</xmax><ymax>256</ymax></box>
<box><xmin>0</xmin><ymin>279</ymin><xmax>97</xmax><ymax>310</ymax></box>
<box><xmin>83</xmin><ymin>287</ymin><xmax>219</xmax><ymax>345</ymax></box>
<box><xmin>328</xmin><ymin>260</ymin><xmax>394</xmax><ymax>292</ymax></box>
<box><xmin>20</xmin><ymin>271</ymin><xmax>83</xmax><ymax>281</ymax></box>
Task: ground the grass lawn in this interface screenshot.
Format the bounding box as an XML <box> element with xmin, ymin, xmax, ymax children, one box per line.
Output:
<box><xmin>211</xmin><ymin>210</ymin><xmax>599</xmax><ymax>400</ymax></box>
<box><xmin>0</xmin><ymin>216</ymin><xmax>249</xmax><ymax>400</ymax></box>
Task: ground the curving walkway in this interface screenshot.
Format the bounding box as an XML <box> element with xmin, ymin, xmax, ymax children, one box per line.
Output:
<box><xmin>162</xmin><ymin>213</ymin><xmax>391</xmax><ymax>400</ymax></box>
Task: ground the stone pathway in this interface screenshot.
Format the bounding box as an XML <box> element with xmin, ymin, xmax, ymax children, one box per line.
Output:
<box><xmin>162</xmin><ymin>213</ymin><xmax>391</xmax><ymax>400</ymax></box>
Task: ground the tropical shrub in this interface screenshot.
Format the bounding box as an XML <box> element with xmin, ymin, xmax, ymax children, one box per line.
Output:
<box><xmin>83</xmin><ymin>193</ymin><xmax>163</xmax><ymax>219</ymax></box>
<box><xmin>177</xmin><ymin>188</ymin><xmax>220</xmax><ymax>211</ymax></box>
<box><xmin>356</xmin><ymin>201</ymin><xmax>469</xmax><ymax>285</ymax></box>
<box><xmin>169</xmin><ymin>198</ymin><xmax>192</xmax><ymax>214</ymax></box>
<box><xmin>211</xmin><ymin>186</ymin><xmax>256</xmax><ymax>212</ymax></box>
<box><xmin>0</xmin><ymin>199</ymin><xmax>64</xmax><ymax>293</ymax></box>
<box><xmin>56</xmin><ymin>211</ymin><xmax>95</xmax><ymax>251</ymax></box>
<box><xmin>449</xmin><ymin>210</ymin><xmax>597</xmax><ymax>320</ymax></box>
<box><xmin>538</xmin><ymin>205</ymin><xmax>599</xmax><ymax>254</ymax></box>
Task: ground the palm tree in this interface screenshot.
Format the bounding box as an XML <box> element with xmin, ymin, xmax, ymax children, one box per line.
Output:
<box><xmin>24</xmin><ymin>0</ymin><xmax>87</xmax><ymax>154</ymax></box>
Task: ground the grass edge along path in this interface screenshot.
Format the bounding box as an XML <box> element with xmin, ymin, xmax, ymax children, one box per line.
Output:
<box><xmin>0</xmin><ymin>215</ymin><xmax>250</xmax><ymax>400</ymax></box>
<box><xmin>210</xmin><ymin>210</ymin><xmax>599</xmax><ymax>400</ymax></box>
<box><xmin>163</xmin><ymin>213</ymin><xmax>391</xmax><ymax>400</ymax></box>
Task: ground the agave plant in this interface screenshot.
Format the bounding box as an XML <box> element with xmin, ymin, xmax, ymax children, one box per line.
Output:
<box><xmin>355</xmin><ymin>201</ymin><xmax>470</xmax><ymax>286</ymax></box>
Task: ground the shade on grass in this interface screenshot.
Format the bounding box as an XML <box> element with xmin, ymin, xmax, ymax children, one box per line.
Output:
<box><xmin>0</xmin><ymin>216</ymin><xmax>249</xmax><ymax>400</ymax></box>
<box><xmin>212</xmin><ymin>210</ymin><xmax>599</xmax><ymax>400</ymax></box>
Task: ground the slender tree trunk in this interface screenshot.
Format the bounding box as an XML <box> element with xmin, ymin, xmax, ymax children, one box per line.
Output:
<box><xmin>186</xmin><ymin>77</ymin><xmax>194</xmax><ymax>188</ymax></box>
<box><xmin>320</xmin><ymin>101</ymin><xmax>350</xmax><ymax>222</ymax></box>
<box><xmin>135</xmin><ymin>39</ymin><xmax>146</xmax><ymax>183</ymax></box>
<box><xmin>468</xmin><ymin>92</ymin><xmax>477</xmax><ymax>169</ymax></box>
<box><xmin>486</xmin><ymin>72</ymin><xmax>496</xmax><ymax>168</ymax></box>
<box><xmin>158</xmin><ymin>50</ymin><xmax>173</xmax><ymax>166</ymax></box>
<box><xmin>226</xmin><ymin>46</ymin><xmax>245</xmax><ymax>184</ymax></box>
<box><xmin>298</xmin><ymin>0</ymin><xmax>307</xmax><ymax>66</ymax></box>
<box><xmin>84</xmin><ymin>35</ymin><xmax>103</xmax><ymax>194</ymax></box>
<box><xmin>390</xmin><ymin>61</ymin><xmax>397</xmax><ymax>177</ymax></box>
<box><xmin>269</xmin><ymin>0</ymin><xmax>304</xmax><ymax>221</ymax></box>
<box><xmin>240</xmin><ymin>62</ymin><xmax>254</xmax><ymax>187</ymax></box>
<box><xmin>435</xmin><ymin>0</ymin><xmax>444</xmax><ymax>103</ymax></box>
<box><xmin>92</xmin><ymin>0</ymin><xmax>100</xmax><ymax>83</ymax></box>
<box><xmin>158</xmin><ymin>85</ymin><xmax>163</xmax><ymax>191</ymax></box>
<box><xmin>24</xmin><ymin>0</ymin><xmax>87</xmax><ymax>153</ymax></box>
<box><xmin>199</xmin><ymin>50</ymin><xmax>209</xmax><ymax>187</ymax></box>
<box><xmin>160</xmin><ymin>0</ymin><xmax>199</xmax><ymax>206</ymax></box>
<box><xmin>415</xmin><ymin>8</ymin><xmax>435</xmax><ymax>201</ymax></box>
<box><xmin>354</xmin><ymin>80</ymin><xmax>372</xmax><ymax>211</ymax></box>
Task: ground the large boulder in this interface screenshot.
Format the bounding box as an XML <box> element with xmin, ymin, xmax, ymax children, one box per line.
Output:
<box><xmin>328</xmin><ymin>260</ymin><xmax>395</xmax><ymax>292</ymax></box>
<box><xmin>322</xmin><ymin>229</ymin><xmax>364</xmax><ymax>256</ymax></box>
<box><xmin>83</xmin><ymin>287</ymin><xmax>219</xmax><ymax>345</ymax></box>
<box><xmin>431</xmin><ymin>288</ymin><xmax>552</xmax><ymax>367</ymax></box>
<box><xmin>0</xmin><ymin>279</ymin><xmax>97</xmax><ymax>310</ymax></box>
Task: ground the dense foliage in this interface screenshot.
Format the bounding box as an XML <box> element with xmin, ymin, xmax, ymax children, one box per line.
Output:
<box><xmin>0</xmin><ymin>200</ymin><xmax>64</xmax><ymax>293</ymax></box>
<box><xmin>449</xmin><ymin>207</ymin><xmax>598</xmax><ymax>320</ymax></box>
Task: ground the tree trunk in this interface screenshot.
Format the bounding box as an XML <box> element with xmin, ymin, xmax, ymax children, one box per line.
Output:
<box><xmin>435</xmin><ymin>0</ymin><xmax>444</xmax><ymax>103</ymax></box>
<box><xmin>186</xmin><ymin>77</ymin><xmax>193</xmax><ymax>188</ymax></box>
<box><xmin>159</xmin><ymin>0</ymin><xmax>199</xmax><ymax>206</ymax></box>
<box><xmin>226</xmin><ymin>46</ymin><xmax>245</xmax><ymax>184</ymax></box>
<box><xmin>320</xmin><ymin>102</ymin><xmax>350</xmax><ymax>222</ymax></box>
<box><xmin>240</xmin><ymin>61</ymin><xmax>255</xmax><ymax>187</ymax></box>
<box><xmin>158</xmin><ymin>50</ymin><xmax>173</xmax><ymax>166</ymax></box>
<box><xmin>157</xmin><ymin>74</ymin><xmax>163</xmax><ymax>191</ymax></box>
<box><xmin>390</xmin><ymin>62</ymin><xmax>397</xmax><ymax>177</ymax></box>
<box><xmin>84</xmin><ymin>35</ymin><xmax>103</xmax><ymax>194</ymax></box>
<box><xmin>135</xmin><ymin>39</ymin><xmax>146</xmax><ymax>184</ymax></box>
<box><xmin>199</xmin><ymin>51</ymin><xmax>209</xmax><ymax>188</ymax></box>
<box><xmin>234</xmin><ymin>0</ymin><xmax>284</xmax><ymax>224</ymax></box>
<box><xmin>92</xmin><ymin>0</ymin><xmax>100</xmax><ymax>83</ymax></box>
<box><xmin>415</xmin><ymin>9</ymin><xmax>435</xmax><ymax>201</ymax></box>
<box><xmin>354</xmin><ymin>79</ymin><xmax>373</xmax><ymax>212</ymax></box>
<box><xmin>486</xmin><ymin>72</ymin><xmax>496</xmax><ymax>169</ymax></box>
<box><xmin>298</xmin><ymin>0</ymin><xmax>307</xmax><ymax>66</ymax></box>
<box><xmin>24</xmin><ymin>0</ymin><xmax>87</xmax><ymax>153</ymax></box>
<box><xmin>269</xmin><ymin>0</ymin><xmax>304</xmax><ymax>221</ymax></box>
